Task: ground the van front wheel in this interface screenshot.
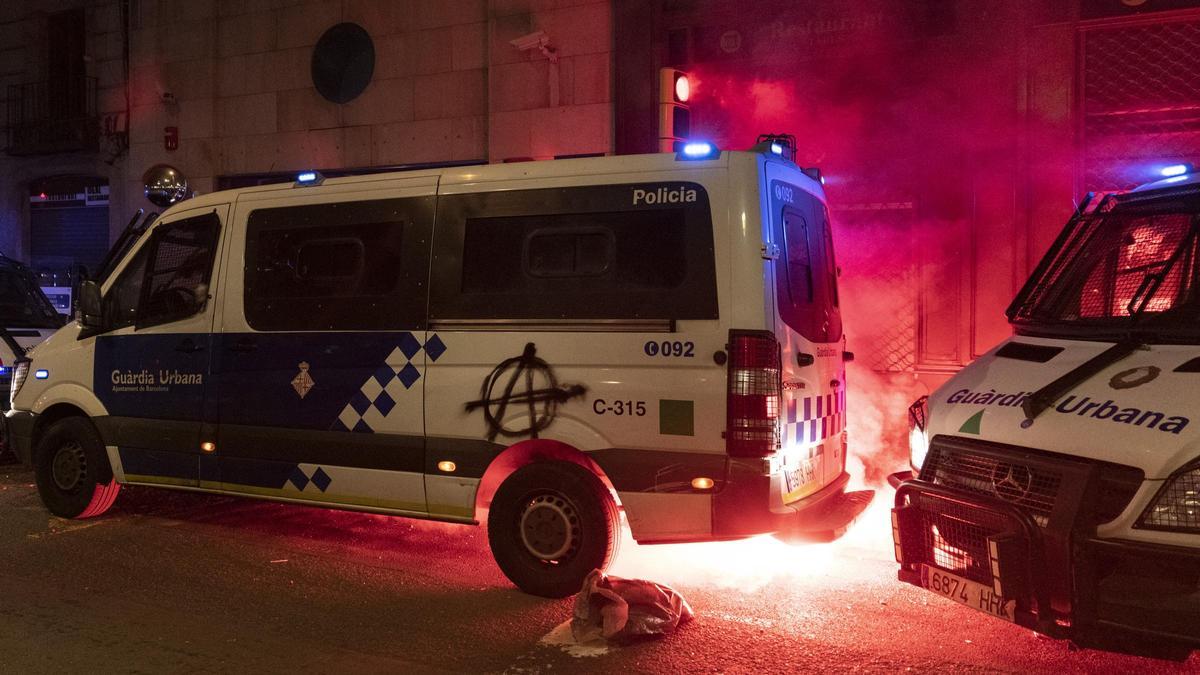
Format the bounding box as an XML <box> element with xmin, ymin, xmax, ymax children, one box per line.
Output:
<box><xmin>34</xmin><ymin>417</ymin><xmax>120</xmax><ymax>519</ymax></box>
<box><xmin>487</xmin><ymin>461</ymin><xmax>620</xmax><ymax>598</ymax></box>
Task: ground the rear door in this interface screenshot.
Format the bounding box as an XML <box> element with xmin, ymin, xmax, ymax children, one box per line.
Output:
<box><xmin>766</xmin><ymin>175</ymin><xmax>847</xmax><ymax>498</ymax></box>
<box><xmin>212</xmin><ymin>179</ymin><xmax>436</xmax><ymax>512</ymax></box>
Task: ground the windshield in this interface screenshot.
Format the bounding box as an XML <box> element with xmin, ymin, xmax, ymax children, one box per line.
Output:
<box><xmin>1008</xmin><ymin>191</ymin><xmax>1200</xmax><ymax>340</ymax></box>
<box><xmin>0</xmin><ymin>264</ymin><xmax>63</xmax><ymax>329</ymax></box>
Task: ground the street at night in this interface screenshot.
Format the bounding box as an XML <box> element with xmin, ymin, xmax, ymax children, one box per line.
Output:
<box><xmin>5</xmin><ymin>0</ymin><xmax>1200</xmax><ymax>671</ymax></box>
<box><xmin>0</xmin><ymin>465</ymin><xmax>1193</xmax><ymax>673</ymax></box>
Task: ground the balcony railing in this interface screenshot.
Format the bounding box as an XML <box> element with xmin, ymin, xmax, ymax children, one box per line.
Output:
<box><xmin>5</xmin><ymin>77</ymin><xmax>98</xmax><ymax>156</ymax></box>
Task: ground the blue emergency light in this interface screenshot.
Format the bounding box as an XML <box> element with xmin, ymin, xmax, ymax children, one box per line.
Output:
<box><xmin>754</xmin><ymin>134</ymin><xmax>796</xmax><ymax>162</ymax></box>
<box><xmin>34</xmin><ymin>369</ymin><xmax>48</xmax><ymax>379</ymax></box>
<box><xmin>296</xmin><ymin>170</ymin><xmax>325</xmax><ymax>186</ymax></box>
<box><xmin>678</xmin><ymin>141</ymin><xmax>720</xmax><ymax>160</ymax></box>
<box><xmin>1161</xmin><ymin>164</ymin><xmax>1193</xmax><ymax>177</ymax></box>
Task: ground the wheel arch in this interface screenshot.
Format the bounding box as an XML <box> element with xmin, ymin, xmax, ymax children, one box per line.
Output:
<box><xmin>30</xmin><ymin>402</ymin><xmax>95</xmax><ymax>460</ymax></box>
<box><xmin>473</xmin><ymin>438</ymin><xmax>620</xmax><ymax>519</ymax></box>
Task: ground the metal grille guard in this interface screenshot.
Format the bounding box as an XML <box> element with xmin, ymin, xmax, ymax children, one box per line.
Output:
<box><xmin>893</xmin><ymin>479</ymin><xmax>1067</xmax><ymax>639</ymax></box>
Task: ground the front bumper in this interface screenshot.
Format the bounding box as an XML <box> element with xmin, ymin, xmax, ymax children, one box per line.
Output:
<box><xmin>893</xmin><ymin>478</ymin><xmax>1200</xmax><ymax>657</ymax></box>
<box><xmin>4</xmin><ymin>409</ymin><xmax>35</xmax><ymax>465</ymax></box>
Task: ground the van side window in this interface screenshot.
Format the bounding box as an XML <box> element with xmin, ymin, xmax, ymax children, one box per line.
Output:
<box><xmin>244</xmin><ymin>198</ymin><xmax>432</xmax><ymax>331</ymax></box>
<box><xmin>524</xmin><ymin>227</ymin><xmax>613</xmax><ymax>278</ymax></box>
<box><xmin>462</xmin><ymin>213</ymin><xmax>682</xmax><ymax>293</ymax></box>
<box><xmin>433</xmin><ymin>183</ymin><xmax>718</xmax><ymax>321</ymax></box>
<box><xmin>102</xmin><ymin>247</ymin><xmax>148</xmax><ymax>330</ymax></box>
<box><xmin>100</xmin><ymin>212</ymin><xmax>220</xmax><ymax>331</ymax></box>
<box><xmin>782</xmin><ymin>210</ymin><xmax>813</xmax><ymax>304</ymax></box>
<box><xmin>138</xmin><ymin>213</ymin><xmax>222</xmax><ymax>328</ymax></box>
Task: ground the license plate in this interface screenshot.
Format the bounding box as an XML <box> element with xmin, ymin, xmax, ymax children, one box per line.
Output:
<box><xmin>919</xmin><ymin>564</ymin><xmax>1015</xmax><ymax>623</ymax></box>
<box><xmin>784</xmin><ymin>459</ymin><xmax>816</xmax><ymax>494</ymax></box>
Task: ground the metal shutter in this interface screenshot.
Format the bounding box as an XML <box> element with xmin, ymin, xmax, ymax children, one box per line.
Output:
<box><xmin>30</xmin><ymin>205</ymin><xmax>108</xmax><ymax>274</ymax></box>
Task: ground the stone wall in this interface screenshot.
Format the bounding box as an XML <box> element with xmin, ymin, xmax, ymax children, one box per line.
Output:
<box><xmin>488</xmin><ymin>0</ymin><xmax>612</xmax><ymax>159</ymax></box>
<box><xmin>0</xmin><ymin>0</ymin><xmax>614</xmax><ymax>262</ymax></box>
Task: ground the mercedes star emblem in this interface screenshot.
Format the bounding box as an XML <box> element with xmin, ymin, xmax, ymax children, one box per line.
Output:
<box><xmin>991</xmin><ymin>463</ymin><xmax>1033</xmax><ymax>502</ymax></box>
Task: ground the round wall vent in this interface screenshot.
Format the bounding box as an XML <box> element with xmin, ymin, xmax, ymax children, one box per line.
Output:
<box><xmin>311</xmin><ymin>23</ymin><xmax>375</xmax><ymax>104</ymax></box>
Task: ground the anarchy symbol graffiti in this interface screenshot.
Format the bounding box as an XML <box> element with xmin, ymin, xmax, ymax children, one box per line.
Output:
<box><xmin>465</xmin><ymin>343</ymin><xmax>586</xmax><ymax>441</ymax></box>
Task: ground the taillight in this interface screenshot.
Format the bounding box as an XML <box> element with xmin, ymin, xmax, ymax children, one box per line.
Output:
<box><xmin>10</xmin><ymin>360</ymin><xmax>29</xmax><ymax>408</ymax></box>
<box><xmin>726</xmin><ymin>330</ymin><xmax>782</xmax><ymax>457</ymax></box>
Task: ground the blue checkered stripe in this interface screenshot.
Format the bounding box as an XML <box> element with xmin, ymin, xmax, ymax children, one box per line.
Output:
<box><xmin>783</xmin><ymin>389</ymin><xmax>847</xmax><ymax>453</ymax></box>
<box><xmin>288</xmin><ymin>465</ymin><xmax>333</xmax><ymax>493</ymax></box>
<box><xmin>332</xmin><ymin>332</ymin><xmax>446</xmax><ymax>433</ymax></box>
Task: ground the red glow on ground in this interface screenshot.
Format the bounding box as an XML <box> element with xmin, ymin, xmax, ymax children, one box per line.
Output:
<box><xmin>609</xmin><ymin>357</ymin><xmax>923</xmax><ymax>590</ymax></box>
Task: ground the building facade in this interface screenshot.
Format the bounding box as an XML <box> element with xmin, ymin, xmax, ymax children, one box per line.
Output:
<box><xmin>3</xmin><ymin>0</ymin><xmax>1200</xmax><ymax>383</ymax></box>
<box><xmin>0</xmin><ymin>0</ymin><xmax>612</xmax><ymax>275</ymax></box>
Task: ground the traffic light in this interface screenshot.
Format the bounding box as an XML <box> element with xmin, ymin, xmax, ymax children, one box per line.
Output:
<box><xmin>658</xmin><ymin>68</ymin><xmax>691</xmax><ymax>153</ymax></box>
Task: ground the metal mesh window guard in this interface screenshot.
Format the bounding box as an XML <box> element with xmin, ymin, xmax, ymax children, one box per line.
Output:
<box><xmin>1010</xmin><ymin>204</ymin><xmax>1199</xmax><ymax>327</ymax></box>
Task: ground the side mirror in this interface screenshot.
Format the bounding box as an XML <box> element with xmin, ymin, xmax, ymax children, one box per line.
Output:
<box><xmin>79</xmin><ymin>280</ymin><xmax>102</xmax><ymax>328</ymax></box>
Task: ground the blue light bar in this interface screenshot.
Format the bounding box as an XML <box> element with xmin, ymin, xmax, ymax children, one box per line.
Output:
<box><xmin>34</xmin><ymin>369</ymin><xmax>48</xmax><ymax>379</ymax></box>
<box><xmin>1161</xmin><ymin>164</ymin><xmax>1191</xmax><ymax>177</ymax></box>
<box><xmin>0</xmin><ymin>366</ymin><xmax>8</xmax><ymax>376</ymax></box>
<box><xmin>296</xmin><ymin>170</ymin><xmax>325</xmax><ymax>186</ymax></box>
<box><xmin>677</xmin><ymin>141</ymin><xmax>720</xmax><ymax>160</ymax></box>
<box><xmin>770</xmin><ymin>143</ymin><xmax>784</xmax><ymax>155</ymax></box>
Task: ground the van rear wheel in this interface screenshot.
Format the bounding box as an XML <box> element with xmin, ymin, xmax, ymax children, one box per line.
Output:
<box><xmin>487</xmin><ymin>461</ymin><xmax>620</xmax><ymax>598</ymax></box>
<box><xmin>34</xmin><ymin>417</ymin><xmax>120</xmax><ymax>519</ymax></box>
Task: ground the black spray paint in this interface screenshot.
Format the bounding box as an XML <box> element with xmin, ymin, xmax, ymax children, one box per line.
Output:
<box><xmin>465</xmin><ymin>343</ymin><xmax>586</xmax><ymax>441</ymax></box>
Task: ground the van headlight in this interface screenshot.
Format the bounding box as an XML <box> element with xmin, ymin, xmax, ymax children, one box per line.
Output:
<box><xmin>9</xmin><ymin>360</ymin><xmax>29</xmax><ymax>409</ymax></box>
<box><xmin>1137</xmin><ymin>465</ymin><xmax>1200</xmax><ymax>533</ymax></box>
<box><xmin>908</xmin><ymin>395</ymin><xmax>930</xmax><ymax>471</ymax></box>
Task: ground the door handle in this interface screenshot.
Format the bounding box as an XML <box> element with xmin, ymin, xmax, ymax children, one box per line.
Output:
<box><xmin>228</xmin><ymin>338</ymin><xmax>257</xmax><ymax>353</ymax></box>
<box><xmin>175</xmin><ymin>338</ymin><xmax>205</xmax><ymax>354</ymax></box>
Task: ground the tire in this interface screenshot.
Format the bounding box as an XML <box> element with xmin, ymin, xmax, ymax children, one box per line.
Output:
<box><xmin>33</xmin><ymin>416</ymin><xmax>120</xmax><ymax>519</ymax></box>
<box><xmin>487</xmin><ymin>461</ymin><xmax>620</xmax><ymax>598</ymax></box>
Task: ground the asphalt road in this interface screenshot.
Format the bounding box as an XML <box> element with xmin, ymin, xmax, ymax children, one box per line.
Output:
<box><xmin>0</xmin><ymin>465</ymin><xmax>1195</xmax><ymax>674</ymax></box>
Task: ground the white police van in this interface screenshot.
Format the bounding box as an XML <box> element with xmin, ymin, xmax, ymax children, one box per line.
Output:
<box><xmin>892</xmin><ymin>167</ymin><xmax>1200</xmax><ymax>658</ymax></box>
<box><xmin>7</xmin><ymin>143</ymin><xmax>866</xmax><ymax>597</ymax></box>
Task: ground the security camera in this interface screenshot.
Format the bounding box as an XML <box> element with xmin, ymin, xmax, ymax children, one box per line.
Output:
<box><xmin>510</xmin><ymin>30</ymin><xmax>558</xmax><ymax>63</ymax></box>
<box><xmin>509</xmin><ymin>30</ymin><xmax>549</xmax><ymax>52</ymax></box>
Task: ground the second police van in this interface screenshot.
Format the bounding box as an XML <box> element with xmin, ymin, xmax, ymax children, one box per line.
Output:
<box><xmin>7</xmin><ymin>143</ymin><xmax>867</xmax><ymax>597</ymax></box>
<box><xmin>893</xmin><ymin>167</ymin><xmax>1200</xmax><ymax>658</ymax></box>
<box><xmin>0</xmin><ymin>254</ymin><xmax>64</xmax><ymax>413</ymax></box>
